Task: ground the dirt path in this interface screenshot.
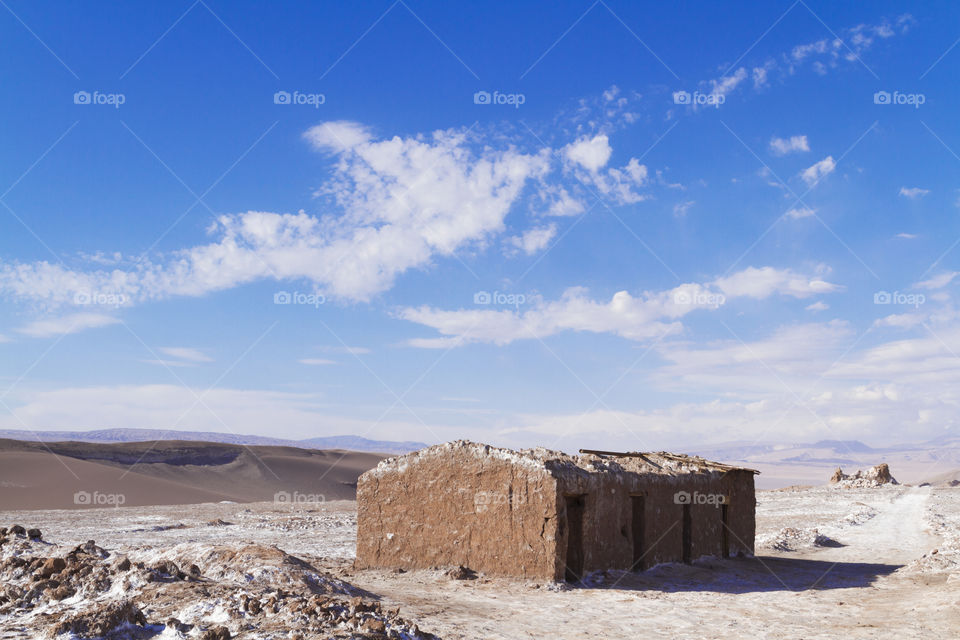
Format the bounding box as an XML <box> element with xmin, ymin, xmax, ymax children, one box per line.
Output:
<box><xmin>814</xmin><ymin>487</ymin><xmax>938</xmax><ymax>565</ymax></box>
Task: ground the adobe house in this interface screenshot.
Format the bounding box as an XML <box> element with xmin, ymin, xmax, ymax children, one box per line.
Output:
<box><xmin>355</xmin><ymin>440</ymin><xmax>758</xmax><ymax>581</ymax></box>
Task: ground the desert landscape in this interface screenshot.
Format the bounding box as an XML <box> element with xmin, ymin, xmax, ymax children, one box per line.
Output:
<box><xmin>4</xmin><ymin>1</ymin><xmax>960</xmax><ymax>638</ymax></box>
<box><xmin>1</xmin><ymin>435</ymin><xmax>959</xmax><ymax>639</ymax></box>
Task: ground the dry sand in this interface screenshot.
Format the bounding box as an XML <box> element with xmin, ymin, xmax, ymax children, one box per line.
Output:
<box><xmin>0</xmin><ymin>439</ymin><xmax>385</xmax><ymax>509</ymax></box>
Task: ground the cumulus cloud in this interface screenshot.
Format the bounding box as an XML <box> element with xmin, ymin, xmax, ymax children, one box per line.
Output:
<box><xmin>563</xmin><ymin>134</ymin><xmax>612</xmax><ymax>172</ymax></box>
<box><xmin>800</xmin><ymin>156</ymin><xmax>836</xmax><ymax>186</ymax></box>
<box><xmin>770</xmin><ymin>135</ymin><xmax>810</xmax><ymax>156</ymax></box>
<box><xmin>0</xmin><ymin>122</ymin><xmax>551</xmax><ymax>311</ymax></box>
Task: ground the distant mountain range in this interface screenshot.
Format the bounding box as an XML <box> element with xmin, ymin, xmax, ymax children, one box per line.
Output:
<box><xmin>0</xmin><ymin>428</ymin><xmax>428</xmax><ymax>455</ymax></box>
<box><xmin>688</xmin><ymin>437</ymin><xmax>960</xmax><ymax>489</ymax></box>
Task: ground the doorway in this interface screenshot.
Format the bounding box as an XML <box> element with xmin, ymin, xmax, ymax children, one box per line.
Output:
<box><xmin>721</xmin><ymin>503</ymin><xmax>730</xmax><ymax>558</ymax></box>
<box><xmin>564</xmin><ymin>494</ymin><xmax>585</xmax><ymax>582</ymax></box>
<box><xmin>630</xmin><ymin>495</ymin><xmax>645</xmax><ymax>571</ymax></box>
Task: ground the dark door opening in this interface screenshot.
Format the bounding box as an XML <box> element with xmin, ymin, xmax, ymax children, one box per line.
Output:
<box><xmin>721</xmin><ymin>503</ymin><xmax>730</xmax><ymax>558</ymax></box>
<box><xmin>630</xmin><ymin>495</ymin><xmax>645</xmax><ymax>571</ymax></box>
<box><xmin>564</xmin><ymin>495</ymin><xmax>585</xmax><ymax>582</ymax></box>
<box><xmin>681</xmin><ymin>503</ymin><xmax>692</xmax><ymax>564</ymax></box>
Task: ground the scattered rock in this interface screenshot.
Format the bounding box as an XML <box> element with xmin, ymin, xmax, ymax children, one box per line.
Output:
<box><xmin>8</xmin><ymin>525</ymin><xmax>25</xmax><ymax>537</ymax></box>
<box><xmin>26</xmin><ymin>528</ymin><xmax>42</xmax><ymax>540</ymax></box>
<box><xmin>53</xmin><ymin>599</ymin><xmax>147</xmax><ymax>637</ymax></box>
<box><xmin>445</xmin><ymin>565</ymin><xmax>477</xmax><ymax>580</ymax></box>
<box><xmin>200</xmin><ymin>626</ymin><xmax>231</xmax><ymax>640</ymax></box>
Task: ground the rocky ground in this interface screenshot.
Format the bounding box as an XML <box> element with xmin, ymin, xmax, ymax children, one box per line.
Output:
<box><xmin>1</xmin><ymin>487</ymin><xmax>959</xmax><ymax>639</ymax></box>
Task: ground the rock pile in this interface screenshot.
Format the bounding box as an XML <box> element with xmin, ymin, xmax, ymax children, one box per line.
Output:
<box><xmin>829</xmin><ymin>463</ymin><xmax>898</xmax><ymax>488</ymax></box>
<box><xmin>0</xmin><ymin>525</ymin><xmax>440</xmax><ymax>639</ymax></box>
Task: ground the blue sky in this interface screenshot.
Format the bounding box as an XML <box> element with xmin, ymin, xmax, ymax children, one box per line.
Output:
<box><xmin>2</xmin><ymin>1</ymin><xmax>960</xmax><ymax>452</ymax></box>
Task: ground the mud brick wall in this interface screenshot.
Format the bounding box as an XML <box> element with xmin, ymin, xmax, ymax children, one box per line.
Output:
<box><xmin>356</xmin><ymin>448</ymin><xmax>561</xmax><ymax>580</ymax></box>
<box><xmin>357</xmin><ymin>443</ymin><xmax>756</xmax><ymax>582</ymax></box>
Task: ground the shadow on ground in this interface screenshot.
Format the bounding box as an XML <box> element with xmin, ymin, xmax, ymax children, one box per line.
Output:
<box><xmin>576</xmin><ymin>556</ymin><xmax>901</xmax><ymax>593</ymax></box>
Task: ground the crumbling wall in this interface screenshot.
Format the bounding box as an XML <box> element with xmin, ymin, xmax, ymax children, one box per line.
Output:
<box><xmin>355</xmin><ymin>444</ymin><xmax>560</xmax><ymax>579</ymax></box>
<box><xmin>553</xmin><ymin>468</ymin><xmax>755</xmax><ymax>578</ymax></box>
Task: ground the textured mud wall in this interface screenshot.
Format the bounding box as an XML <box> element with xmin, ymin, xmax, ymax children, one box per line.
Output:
<box><xmin>357</xmin><ymin>443</ymin><xmax>756</xmax><ymax>582</ymax></box>
<box><xmin>553</xmin><ymin>469</ymin><xmax>756</xmax><ymax>578</ymax></box>
<box><xmin>355</xmin><ymin>447</ymin><xmax>560</xmax><ymax>579</ymax></box>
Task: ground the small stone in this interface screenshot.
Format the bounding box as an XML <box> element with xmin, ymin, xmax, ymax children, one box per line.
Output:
<box><xmin>26</xmin><ymin>528</ymin><xmax>41</xmax><ymax>540</ymax></box>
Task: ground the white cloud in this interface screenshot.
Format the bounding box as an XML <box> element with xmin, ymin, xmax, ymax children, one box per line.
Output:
<box><xmin>709</xmin><ymin>67</ymin><xmax>748</xmax><ymax>100</ymax></box>
<box><xmin>916</xmin><ymin>272</ymin><xmax>958</xmax><ymax>290</ymax></box>
<box><xmin>0</xmin><ymin>335</ymin><xmax>10</xmax><ymax>343</ymax></box>
<box><xmin>141</xmin><ymin>359</ymin><xmax>201</xmax><ymax>368</ymax></box>
<box><xmin>563</xmin><ymin>134</ymin><xmax>612</xmax><ymax>172</ymax></box>
<box><xmin>899</xmin><ymin>187</ymin><xmax>930</xmax><ymax>199</ymax></box>
<box><xmin>800</xmin><ymin>156</ymin><xmax>836</xmax><ymax>186</ymax></box>
<box><xmin>505</xmin><ymin>224</ymin><xmax>557</xmax><ymax>256</ymax></box>
<box><xmin>540</xmin><ymin>186</ymin><xmax>586</xmax><ymax>217</ymax></box>
<box><xmin>0</xmin><ymin>122</ymin><xmax>551</xmax><ymax>308</ymax></box>
<box><xmin>299</xmin><ymin>358</ymin><xmax>338</xmax><ymax>365</ymax></box>
<box><xmin>713</xmin><ymin>266</ymin><xmax>842</xmax><ymax>299</ymax></box>
<box><xmin>806</xmin><ymin>301</ymin><xmax>829</xmax><ymax>311</ymax></box>
<box><xmin>401</xmin><ymin>266</ymin><xmax>842</xmax><ymax>348</ymax></box>
<box><xmin>158</xmin><ymin>347</ymin><xmax>212</xmax><ymax>363</ymax></box>
<box><xmin>785</xmin><ymin>206</ymin><xmax>816</xmax><ymax>220</ymax></box>
<box><xmin>673</xmin><ymin>201</ymin><xmax>694</xmax><ymax>217</ymax></box>
<box><xmin>321</xmin><ymin>345</ymin><xmax>371</xmax><ymax>355</ymax></box>
<box><xmin>16</xmin><ymin>313</ymin><xmax>120</xmax><ymax>338</ymax></box>
<box><xmin>896</xmin><ymin>232</ymin><xmax>918</xmax><ymax>239</ymax></box>
<box><xmin>769</xmin><ymin>135</ymin><xmax>810</xmax><ymax>156</ymax></box>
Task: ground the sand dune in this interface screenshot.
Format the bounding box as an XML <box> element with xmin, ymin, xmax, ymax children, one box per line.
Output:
<box><xmin>0</xmin><ymin>439</ymin><xmax>386</xmax><ymax>510</ymax></box>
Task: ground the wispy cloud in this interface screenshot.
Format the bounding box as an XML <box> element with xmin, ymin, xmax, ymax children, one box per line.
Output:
<box><xmin>769</xmin><ymin>135</ymin><xmax>809</xmax><ymax>156</ymax></box>
<box><xmin>16</xmin><ymin>313</ymin><xmax>120</xmax><ymax>338</ymax></box>
<box><xmin>899</xmin><ymin>186</ymin><xmax>930</xmax><ymax>199</ymax></box>
<box><xmin>800</xmin><ymin>156</ymin><xmax>836</xmax><ymax>187</ymax></box>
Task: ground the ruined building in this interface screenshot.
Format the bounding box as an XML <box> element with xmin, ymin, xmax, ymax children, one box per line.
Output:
<box><xmin>355</xmin><ymin>441</ymin><xmax>758</xmax><ymax>581</ymax></box>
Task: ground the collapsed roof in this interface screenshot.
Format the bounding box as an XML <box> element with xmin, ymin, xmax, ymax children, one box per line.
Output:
<box><xmin>367</xmin><ymin>440</ymin><xmax>759</xmax><ymax>479</ymax></box>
